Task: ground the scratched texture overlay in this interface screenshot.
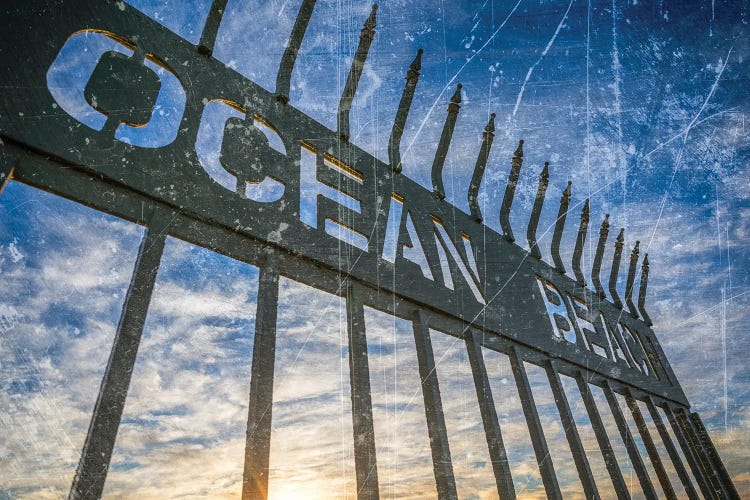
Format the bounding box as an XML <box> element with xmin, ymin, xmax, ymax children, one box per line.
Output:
<box><xmin>0</xmin><ymin>0</ymin><xmax>747</xmax><ymax>498</ymax></box>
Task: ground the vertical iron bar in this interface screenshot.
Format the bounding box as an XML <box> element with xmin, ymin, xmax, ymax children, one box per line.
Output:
<box><xmin>346</xmin><ymin>282</ymin><xmax>380</xmax><ymax>499</ymax></box>
<box><xmin>69</xmin><ymin>208</ymin><xmax>171</xmax><ymax>499</ymax></box>
<box><xmin>242</xmin><ymin>255</ymin><xmax>281</xmax><ymax>500</ymax></box>
<box><xmin>662</xmin><ymin>405</ymin><xmax>716</xmax><ymax>499</ymax></box>
<box><xmin>431</xmin><ymin>84</ymin><xmax>462</xmax><ymax>200</ymax></box>
<box><xmin>575</xmin><ymin>373</ymin><xmax>630</xmax><ymax>499</ymax></box>
<box><xmin>499</xmin><ymin>140</ymin><xmax>524</xmax><ymax>240</ymax></box>
<box><xmin>198</xmin><ymin>0</ymin><xmax>229</xmax><ymax>57</ymax></box>
<box><xmin>338</xmin><ymin>4</ymin><xmax>378</xmax><ymax>141</ymax></box>
<box><xmin>624</xmin><ymin>242</ymin><xmax>640</xmax><ymax>319</ymax></box>
<box><xmin>601</xmin><ymin>381</ymin><xmax>658</xmax><ymax>498</ymax></box>
<box><xmin>389</xmin><ymin>49</ymin><xmax>423</xmax><ymax>173</ymax></box>
<box><xmin>571</xmin><ymin>199</ymin><xmax>590</xmax><ymax>286</ymax></box>
<box><xmin>508</xmin><ymin>347</ymin><xmax>562</xmax><ymax>500</ymax></box>
<box><xmin>623</xmin><ymin>391</ymin><xmax>677</xmax><ymax>499</ymax></box>
<box><xmin>675</xmin><ymin>408</ymin><xmax>724</xmax><ymax>497</ymax></box>
<box><xmin>688</xmin><ymin>412</ymin><xmax>739</xmax><ymax>499</ymax></box>
<box><xmin>411</xmin><ymin>310</ymin><xmax>457</xmax><ymax>498</ymax></box>
<box><xmin>465</xmin><ymin>332</ymin><xmax>516</xmax><ymax>499</ymax></box>
<box><xmin>526</xmin><ymin>162</ymin><xmax>549</xmax><ymax>259</ymax></box>
<box><xmin>644</xmin><ymin>398</ymin><xmax>699</xmax><ymax>500</ymax></box>
<box><xmin>275</xmin><ymin>0</ymin><xmax>317</xmax><ymax>103</ymax></box>
<box><xmin>550</xmin><ymin>182</ymin><xmax>572</xmax><ymax>275</ymax></box>
<box><xmin>609</xmin><ymin>229</ymin><xmax>625</xmax><ymax>309</ymax></box>
<box><xmin>545</xmin><ymin>361</ymin><xmax>599</xmax><ymax>499</ymax></box>
<box><xmin>638</xmin><ymin>254</ymin><xmax>653</xmax><ymax>325</ymax></box>
<box><xmin>591</xmin><ymin>214</ymin><xmax>610</xmax><ymax>299</ymax></box>
<box><xmin>467</xmin><ymin>114</ymin><xmax>496</xmax><ymax>223</ymax></box>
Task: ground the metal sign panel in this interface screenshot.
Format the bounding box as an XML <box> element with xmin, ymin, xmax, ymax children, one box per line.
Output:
<box><xmin>0</xmin><ymin>0</ymin><xmax>681</xmax><ymax>401</ymax></box>
<box><xmin>0</xmin><ymin>0</ymin><xmax>739</xmax><ymax>498</ymax></box>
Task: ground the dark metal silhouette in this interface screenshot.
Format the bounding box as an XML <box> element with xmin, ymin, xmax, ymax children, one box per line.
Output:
<box><xmin>468</xmin><ymin>113</ymin><xmax>496</xmax><ymax>222</ymax></box>
<box><xmin>389</xmin><ymin>49</ymin><xmax>422</xmax><ymax>173</ymax></box>
<box><xmin>0</xmin><ymin>1</ymin><xmax>737</xmax><ymax>498</ymax></box>
<box><xmin>338</xmin><ymin>4</ymin><xmax>378</xmax><ymax>141</ymax></box>
<box><xmin>527</xmin><ymin>162</ymin><xmax>549</xmax><ymax>259</ymax></box>
<box><xmin>431</xmin><ymin>84</ymin><xmax>462</xmax><ymax>200</ymax></box>
<box><xmin>499</xmin><ymin>140</ymin><xmax>524</xmax><ymax>240</ymax></box>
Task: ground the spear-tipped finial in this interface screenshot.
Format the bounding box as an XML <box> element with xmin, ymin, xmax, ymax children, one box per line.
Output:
<box><xmin>638</xmin><ymin>254</ymin><xmax>653</xmax><ymax>326</ymax></box>
<box><xmin>625</xmin><ymin>241</ymin><xmax>641</xmax><ymax>318</ymax></box>
<box><xmin>364</xmin><ymin>3</ymin><xmax>378</xmax><ymax>32</ymax></box>
<box><xmin>572</xmin><ymin>199</ymin><xmax>590</xmax><ymax>286</ymax></box>
<box><xmin>276</xmin><ymin>0</ymin><xmax>317</xmax><ymax>103</ymax></box>
<box><xmin>468</xmin><ymin>113</ymin><xmax>496</xmax><ymax>222</ymax></box>
<box><xmin>609</xmin><ymin>228</ymin><xmax>625</xmax><ymax>308</ymax></box>
<box><xmin>591</xmin><ymin>214</ymin><xmax>610</xmax><ymax>299</ymax></box>
<box><xmin>527</xmin><ymin>161</ymin><xmax>549</xmax><ymax>259</ymax></box>
<box><xmin>551</xmin><ymin>181</ymin><xmax>572</xmax><ymax>274</ymax></box>
<box><xmin>486</xmin><ymin>113</ymin><xmax>497</xmax><ymax>133</ymax></box>
<box><xmin>337</xmin><ymin>4</ymin><xmax>378</xmax><ymax>141</ymax></box>
<box><xmin>450</xmin><ymin>83</ymin><xmax>463</xmax><ymax>104</ymax></box>
<box><xmin>197</xmin><ymin>0</ymin><xmax>230</xmax><ymax>57</ymax></box>
<box><xmin>410</xmin><ymin>48</ymin><xmax>423</xmax><ymax>72</ymax></box>
<box><xmin>431</xmin><ymin>83</ymin><xmax>462</xmax><ymax>199</ymax></box>
<box><xmin>499</xmin><ymin>139</ymin><xmax>525</xmax><ymax>241</ymax></box>
<box><xmin>389</xmin><ymin>48</ymin><xmax>423</xmax><ymax>173</ymax></box>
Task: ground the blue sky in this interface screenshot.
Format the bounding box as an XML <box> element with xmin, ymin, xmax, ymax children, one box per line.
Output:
<box><xmin>0</xmin><ymin>0</ymin><xmax>748</xmax><ymax>497</ymax></box>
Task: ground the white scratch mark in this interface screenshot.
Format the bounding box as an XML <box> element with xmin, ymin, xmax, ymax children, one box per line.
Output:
<box><xmin>642</xmin><ymin>106</ymin><xmax>740</xmax><ymax>159</ymax></box>
<box><xmin>511</xmin><ymin>0</ymin><xmax>575</xmax><ymax>118</ymax></box>
<box><xmin>402</xmin><ymin>0</ymin><xmax>524</xmax><ymax>159</ymax></box>
<box><xmin>645</xmin><ymin>46</ymin><xmax>733</xmax><ymax>252</ymax></box>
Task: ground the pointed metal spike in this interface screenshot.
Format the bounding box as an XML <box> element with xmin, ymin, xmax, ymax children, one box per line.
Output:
<box><xmin>572</xmin><ymin>199</ymin><xmax>590</xmax><ymax>286</ymax></box>
<box><xmin>390</xmin><ymin>48</ymin><xmax>423</xmax><ymax>173</ymax></box>
<box><xmin>609</xmin><ymin>228</ymin><xmax>625</xmax><ymax>309</ymax></box>
<box><xmin>591</xmin><ymin>214</ymin><xmax>610</xmax><ymax>299</ymax></box>
<box><xmin>431</xmin><ymin>83</ymin><xmax>462</xmax><ymax>199</ymax></box>
<box><xmin>197</xmin><ymin>0</ymin><xmax>229</xmax><ymax>57</ymax></box>
<box><xmin>499</xmin><ymin>139</ymin><xmax>525</xmax><ymax>241</ymax></box>
<box><xmin>638</xmin><ymin>254</ymin><xmax>653</xmax><ymax>326</ymax></box>
<box><xmin>450</xmin><ymin>83</ymin><xmax>463</xmax><ymax>103</ymax></box>
<box><xmin>410</xmin><ymin>48</ymin><xmax>424</xmax><ymax>71</ymax></box>
<box><xmin>276</xmin><ymin>0</ymin><xmax>317</xmax><ymax>103</ymax></box>
<box><xmin>365</xmin><ymin>3</ymin><xmax>378</xmax><ymax>29</ymax></box>
<box><xmin>625</xmin><ymin>241</ymin><xmax>641</xmax><ymax>318</ymax></box>
<box><xmin>468</xmin><ymin>113</ymin><xmax>496</xmax><ymax>222</ymax></box>
<box><xmin>337</xmin><ymin>4</ymin><xmax>378</xmax><ymax>141</ymax></box>
<box><xmin>527</xmin><ymin>162</ymin><xmax>549</xmax><ymax>259</ymax></box>
<box><xmin>486</xmin><ymin>113</ymin><xmax>496</xmax><ymax>133</ymax></box>
<box><xmin>551</xmin><ymin>181</ymin><xmax>572</xmax><ymax>274</ymax></box>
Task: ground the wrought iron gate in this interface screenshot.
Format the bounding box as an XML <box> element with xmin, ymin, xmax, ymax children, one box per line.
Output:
<box><xmin>0</xmin><ymin>0</ymin><xmax>739</xmax><ymax>498</ymax></box>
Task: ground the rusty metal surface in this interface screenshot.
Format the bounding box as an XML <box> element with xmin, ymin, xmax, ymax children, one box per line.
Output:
<box><xmin>0</xmin><ymin>0</ymin><xmax>683</xmax><ymax>404</ymax></box>
<box><xmin>0</xmin><ymin>0</ymin><xmax>738</xmax><ymax>497</ymax></box>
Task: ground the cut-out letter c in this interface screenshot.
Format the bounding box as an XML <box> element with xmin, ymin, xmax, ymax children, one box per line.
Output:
<box><xmin>46</xmin><ymin>30</ymin><xmax>186</xmax><ymax>148</ymax></box>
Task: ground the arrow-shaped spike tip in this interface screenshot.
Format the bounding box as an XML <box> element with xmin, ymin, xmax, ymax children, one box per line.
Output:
<box><xmin>540</xmin><ymin>161</ymin><xmax>549</xmax><ymax>179</ymax></box>
<box><xmin>451</xmin><ymin>84</ymin><xmax>463</xmax><ymax>103</ymax></box>
<box><xmin>581</xmin><ymin>198</ymin><xmax>590</xmax><ymax>222</ymax></box>
<box><xmin>486</xmin><ymin>113</ymin><xmax>496</xmax><ymax>133</ymax></box>
<box><xmin>563</xmin><ymin>180</ymin><xmax>572</xmax><ymax>197</ymax></box>
<box><xmin>410</xmin><ymin>48</ymin><xmax>423</xmax><ymax>72</ymax></box>
<box><xmin>514</xmin><ymin>139</ymin><xmax>524</xmax><ymax>158</ymax></box>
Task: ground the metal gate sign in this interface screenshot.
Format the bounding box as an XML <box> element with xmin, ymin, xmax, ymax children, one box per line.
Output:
<box><xmin>0</xmin><ymin>1</ymin><xmax>738</xmax><ymax>498</ymax></box>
